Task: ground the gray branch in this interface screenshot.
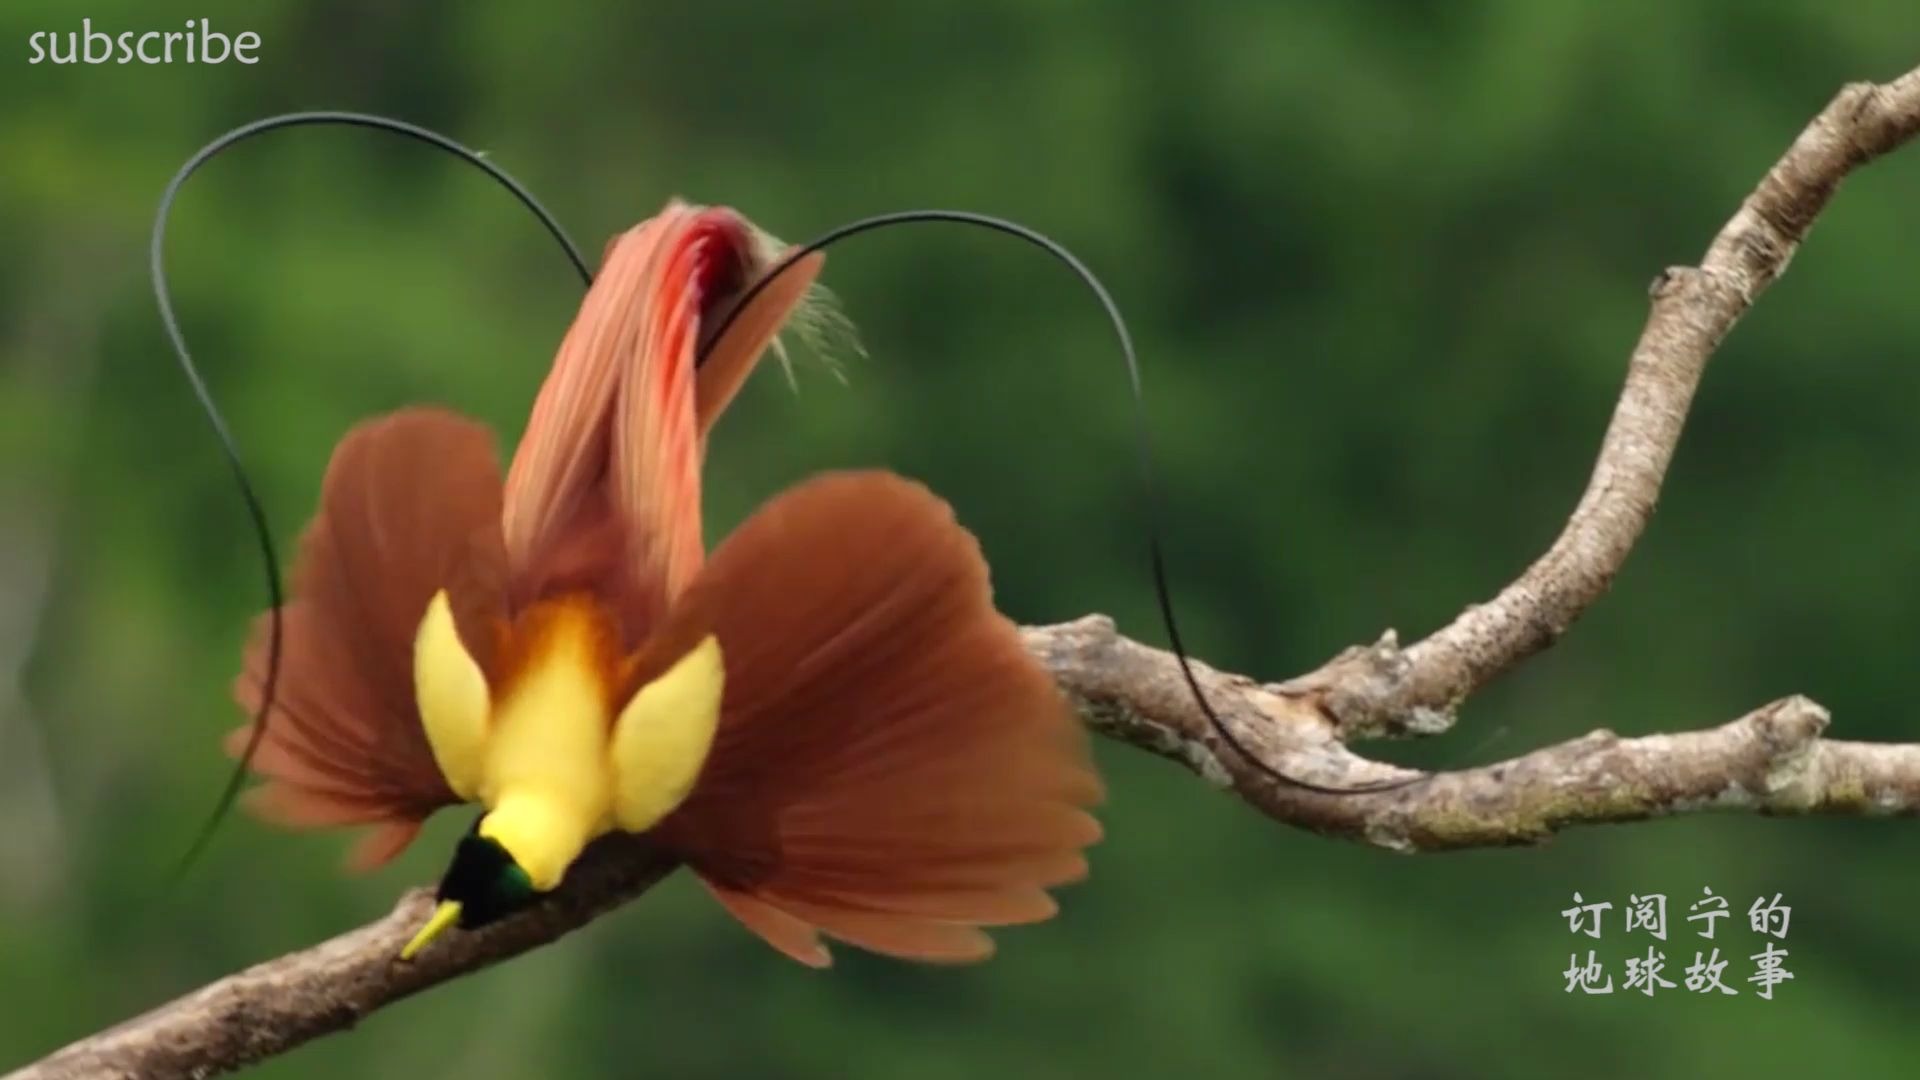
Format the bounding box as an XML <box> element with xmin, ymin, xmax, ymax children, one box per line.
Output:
<box><xmin>1032</xmin><ymin>618</ymin><xmax>1920</xmax><ymax>851</ymax></box>
<box><xmin>1298</xmin><ymin>68</ymin><xmax>1920</xmax><ymax>739</ymax></box>
<box><xmin>11</xmin><ymin>842</ymin><xmax>676</xmax><ymax>1080</ymax></box>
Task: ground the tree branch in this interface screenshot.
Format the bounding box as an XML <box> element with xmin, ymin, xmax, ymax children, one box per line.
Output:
<box><xmin>10</xmin><ymin>842</ymin><xmax>676</xmax><ymax>1080</ymax></box>
<box><xmin>12</xmin><ymin>61</ymin><xmax>1920</xmax><ymax>1080</ymax></box>
<box><xmin>1297</xmin><ymin>67</ymin><xmax>1920</xmax><ymax>740</ymax></box>
<box><xmin>1032</xmin><ymin>618</ymin><xmax>1920</xmax><ymax>850</ymax></box>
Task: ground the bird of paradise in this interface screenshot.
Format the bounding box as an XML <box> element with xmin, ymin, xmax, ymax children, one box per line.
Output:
<box><xmin>224</xmin><ymin>202</ymin><xmax>1103</xmax><ymax>966</ymax></box>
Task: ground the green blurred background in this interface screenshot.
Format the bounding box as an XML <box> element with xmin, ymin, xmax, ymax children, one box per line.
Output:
<box><xmin>4</xmin><ymin>2</ymin><xmax>1919</xmax><ymax>1077</ymax></box>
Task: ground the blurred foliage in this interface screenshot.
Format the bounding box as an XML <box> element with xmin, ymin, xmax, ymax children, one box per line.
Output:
<box><xmin>3</xmin><ymin>1</ymin><xmax>1919</xmax><ymax>1077</ymax></box>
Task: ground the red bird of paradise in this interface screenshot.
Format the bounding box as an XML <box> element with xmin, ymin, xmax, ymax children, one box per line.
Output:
<box><xmin>225</xmin><ymin>201</ymin><xmax>1102</xmax><ymax>966</ymax></box>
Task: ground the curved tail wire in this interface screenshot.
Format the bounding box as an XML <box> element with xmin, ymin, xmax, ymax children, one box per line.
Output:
<box><xmin>706</xmin><ymin>212</ymin><xmax>1428</xmax><ymax>798</ymax></box>
<box><xmin>152</xmin><ymin>112</ymin><xmax>591</xmax><ymax>878</ymax></box>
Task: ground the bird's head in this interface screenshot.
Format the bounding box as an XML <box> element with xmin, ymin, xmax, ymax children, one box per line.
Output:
<box><xmin>402</xmin><ymin>820</ymin><xmax>538</xmax><ymax>960</ymax></box>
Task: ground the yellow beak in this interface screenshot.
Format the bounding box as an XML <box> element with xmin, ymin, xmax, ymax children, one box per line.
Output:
<box><xmin>401</xmin><ymin>900</ymin><xmax>463</xmax><ymax>961</ymax></box>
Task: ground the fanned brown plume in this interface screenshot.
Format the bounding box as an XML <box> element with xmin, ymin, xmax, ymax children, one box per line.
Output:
<box><xmin>647</xmin><ymin>471</ymin><xmax>1102</xmax><ymax>967</ymax></box>
<box><xmin>230</xmin><ymin>407</ymin><xmax>510</xmax><ymax>869</ymax></box>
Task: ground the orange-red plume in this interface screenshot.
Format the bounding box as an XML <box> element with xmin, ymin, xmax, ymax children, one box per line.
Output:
<box><xmin>503</xmin><ymin>203</ymin><xmax>823</xmax><ymax>627</ymax></box>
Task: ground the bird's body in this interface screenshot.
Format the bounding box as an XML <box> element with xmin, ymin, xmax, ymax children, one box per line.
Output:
<box><xmin>420</xmin><ymin>587</ymin><xmax>730</xmax><ymax>896</ymax></box>
<box><xmin>229</xmin><ymin>200</ymin><xmax>1101</xmax><ymax>966</ymax></box>
<box><xmin>430</xmin><ymin>594</ymin><xmax>628</xmax><ymax>892</ymax></box>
